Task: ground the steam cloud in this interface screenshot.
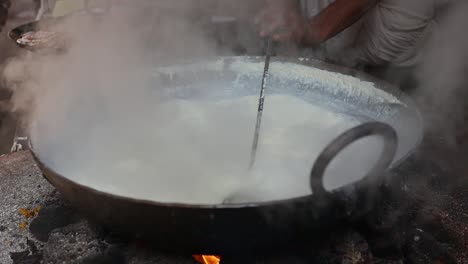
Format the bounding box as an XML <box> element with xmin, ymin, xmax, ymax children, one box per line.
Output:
<box><xmin>1</xmin><ymin>1</ymin><xmax>466</xmax><ymax>204</ymax></box>
<box><xmin>412</xmin><ymin>0</ymin><xmax>468</xmax><ymax>146</ymax></box>
<box><xmin>1</xmin><ymin>3</ymin><xmax>243</xmax><ymax>203</ymax></box>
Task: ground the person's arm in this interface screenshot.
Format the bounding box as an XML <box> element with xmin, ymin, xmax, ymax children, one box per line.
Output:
<box><xmin>257</xmin><ymin>0</ymin><xmax>378</xmax><ymax>46</ymax></box>
<box><xmin>256</xmin><ymin>0</ymin><xmax>302</xmax><ymax>38</ymax></box>
<box><xmin>302</xmin><ymin>0</ymin><xmax>378</xmax><ymax>45</ymax></box>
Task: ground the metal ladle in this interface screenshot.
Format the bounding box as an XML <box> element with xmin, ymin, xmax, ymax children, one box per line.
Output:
<box><xmin>248</xmin><ymin>37</ymin><xmax>272</xmax><ymax>170</ymax></box>
<box><xmin>223</xmin><ymin>38</ymin><xmax>272</xmax><ymax>204</ymax></box>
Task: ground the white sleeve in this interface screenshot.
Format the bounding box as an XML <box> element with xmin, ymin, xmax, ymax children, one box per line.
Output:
<box><xmin>353</xmin><ymin>0</ymin><xmax>436</xmax><ymax>67</ymax></box>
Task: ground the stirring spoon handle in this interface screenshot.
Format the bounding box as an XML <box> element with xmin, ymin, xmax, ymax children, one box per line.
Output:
<box><xmin>249</xmin><ymin>38</ymin><xmax>272</xmax><ymax>170</ymax></box>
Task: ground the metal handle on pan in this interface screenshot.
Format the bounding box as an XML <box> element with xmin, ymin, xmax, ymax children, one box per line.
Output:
<box><xmin>309</xmin><ymin>122</ymin><xmax>398</xmax><ymax>197</ymax></box>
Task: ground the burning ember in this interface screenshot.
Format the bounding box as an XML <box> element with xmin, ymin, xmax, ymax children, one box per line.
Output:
<box><xmin>193</xmin><ymin>255</ymin><xmax>221</xmax><ymax>264</ymax></box>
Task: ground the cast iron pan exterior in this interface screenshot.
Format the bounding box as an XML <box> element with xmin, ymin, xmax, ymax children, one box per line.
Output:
<box><xmin>27</xmin><ymin>58</ymin><xmax>421</xmax><ymax>254</ymax></box>
<box><xmin>9</xmin><ymin>18</ymin><xmax>65</xmax><ymax>53</ymax></box>
<box><xmin>34</xmin><ymin>157</ymin><xmax>342</xmax><ymax>254</ymax></box>
<box><xmin>31</xmin><ymin>121</ymin><xmax>398</xmax><ymax>254</ymax></box>
<box><xmin>9</xmin><ymin>10</ymin><xmax>104</xmax><ymax>53</ymax></box>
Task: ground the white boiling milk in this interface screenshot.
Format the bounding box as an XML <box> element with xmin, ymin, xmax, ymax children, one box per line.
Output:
<box><xmin>32</xmin><ymin>94</ymin><xmax>383</xmax><ymax>204</ymax></box>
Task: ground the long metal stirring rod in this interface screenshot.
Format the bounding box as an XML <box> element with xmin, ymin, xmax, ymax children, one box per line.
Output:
<box><xmin>248</xmin><ymin>38</ymin><xmax>272</xmax><ymax>170</ymax></box>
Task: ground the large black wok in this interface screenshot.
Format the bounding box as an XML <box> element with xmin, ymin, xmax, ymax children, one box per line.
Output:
<box><xmin>29</xmin><ymin>57</ymin><xmax>422</xmax><ymax>254</ymax></box>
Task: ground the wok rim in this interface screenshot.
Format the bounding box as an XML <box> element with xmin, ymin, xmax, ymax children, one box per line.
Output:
<box><xmin>30</xmin><ymin>56</ymin><xmax>423</xmax><ymax>209</ymax></box>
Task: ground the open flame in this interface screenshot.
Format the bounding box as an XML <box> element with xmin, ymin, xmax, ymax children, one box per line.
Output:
<box><xmin>193</xmin><ymin>255</ymin><xmax>221</xmax><ymax>264</ymax></box>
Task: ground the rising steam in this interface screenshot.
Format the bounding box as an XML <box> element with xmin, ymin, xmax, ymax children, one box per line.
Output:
<box><xmin>412</xmin><ymin>1</ymin><xmax>468</xmax><ymax>145</ymax></box>
<box><xmin>3</xmin><ymin>1</ymin><xmax>458</xmax><ymax>204</ymax></box>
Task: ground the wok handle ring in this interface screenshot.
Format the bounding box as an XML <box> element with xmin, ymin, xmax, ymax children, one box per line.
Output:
<box><xmin>309</xmin><ymin>122</ymin><xmax>398</xmax><ymax>197</ymax></box>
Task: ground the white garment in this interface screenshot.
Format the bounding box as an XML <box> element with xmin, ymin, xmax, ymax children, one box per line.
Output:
<box><xmin>355</xmin><ymin>0</ymin><xmax>437</xmax><ymax>67</ymax></box>
<box><xmin>301</xmin><ymin>0</ymin><xmax>459</xmax><ymax>67</ymax></box>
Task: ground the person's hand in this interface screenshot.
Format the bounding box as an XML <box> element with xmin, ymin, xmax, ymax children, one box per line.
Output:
<box><xmin>254</xmin><ymin>0</ymin><xmax>307</xmax><ymax>43</ymax></box>
<box><xmin>254</xmin><ymin>0</ymin><xmax>325</xmax><ymax>46</ymax></box>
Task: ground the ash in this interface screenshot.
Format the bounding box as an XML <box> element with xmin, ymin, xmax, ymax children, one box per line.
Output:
<box><xmin>0</xmin><ymin>148</ymin><xmax>467</xmax><ymax>264</ymax></box>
